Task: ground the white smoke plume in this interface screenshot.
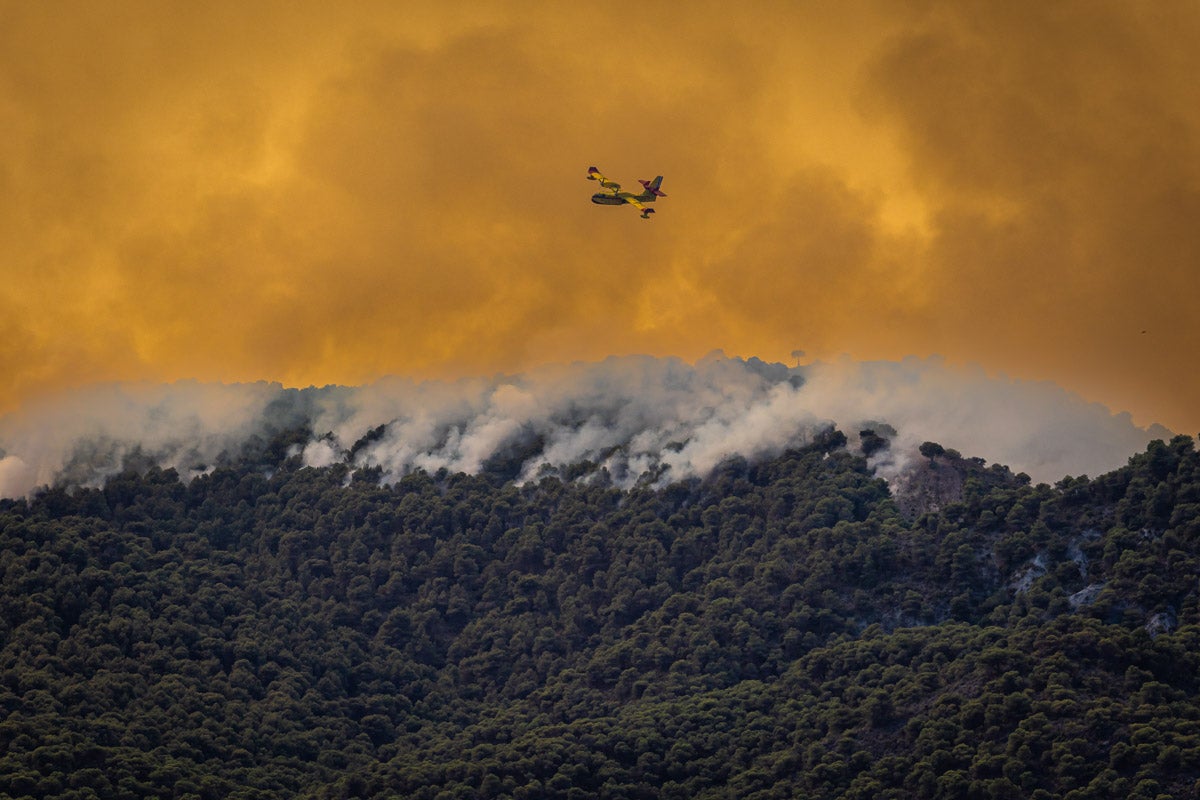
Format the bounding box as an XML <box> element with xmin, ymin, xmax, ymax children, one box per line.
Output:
<box><xmin>0</xmin><ymin>354</ymin><xmax>1173</xmax><ymax>499</ymax></box>
<box><xmin>0</xmin><ymin>381</ymin><xmax>292</xmax><ymax>497</ymax></box>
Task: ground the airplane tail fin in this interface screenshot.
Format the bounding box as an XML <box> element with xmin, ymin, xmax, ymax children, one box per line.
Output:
<box><xmin>639</xmin><ymin>176</ymin><xmax>666</xmax><ymax>197</ymax></box>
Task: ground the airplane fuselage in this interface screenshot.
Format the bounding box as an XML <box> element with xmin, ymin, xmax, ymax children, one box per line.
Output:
<box><xmin>591</xmin><ymin>191</ymin><xmax>656</xmax><ymax>206</ymax></box>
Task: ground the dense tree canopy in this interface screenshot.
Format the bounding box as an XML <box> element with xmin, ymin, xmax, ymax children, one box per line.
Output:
<box><xmin>1</xmin><ymin>430</ymin><xmax>1199</xmax><ymax>798</ymax></box>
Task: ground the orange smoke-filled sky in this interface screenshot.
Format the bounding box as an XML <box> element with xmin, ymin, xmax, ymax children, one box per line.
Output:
<box><xmin>3</xmin><ymin>1</ymin><xmax>1198</xmax><ymax>433</ymax></box>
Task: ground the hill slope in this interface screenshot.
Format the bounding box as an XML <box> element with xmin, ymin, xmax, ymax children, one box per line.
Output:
<box><xmin>1</xmin><ymin>432</ymin><xmax>1198</xmax><ymax>798</ymax></box>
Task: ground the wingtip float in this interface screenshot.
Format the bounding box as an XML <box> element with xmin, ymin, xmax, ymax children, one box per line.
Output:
<box><xmin>588</xmin><ymin>166</ymin><xmax>666</xmax><ymax>219</ymax></box>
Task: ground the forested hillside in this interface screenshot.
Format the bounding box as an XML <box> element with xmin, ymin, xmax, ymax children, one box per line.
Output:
<box><xmin>2</xmin><ymin>429</ymin><xmax>1199</xmax><ymax>799</ymax></box>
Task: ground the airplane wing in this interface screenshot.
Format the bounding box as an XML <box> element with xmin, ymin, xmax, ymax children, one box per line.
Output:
<box><xmin>587</xmin><ymin>166</ymin><xmax>620</xmax><ymax>191</ymax></box>
<box><xmin>623</xmin><ymin>195</ymin><xmax>655</xmax><ymax>218</ymax></box>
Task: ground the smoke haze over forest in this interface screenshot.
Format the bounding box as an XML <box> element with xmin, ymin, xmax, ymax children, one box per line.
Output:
<box><xmin>0</xmin><ymin>355</ymin><xmax>1169</xmax><ymax>499</ymax></box>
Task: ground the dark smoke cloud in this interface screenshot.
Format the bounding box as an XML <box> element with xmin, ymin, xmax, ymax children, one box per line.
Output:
<box><xmin>5</xmin><ymin>3</ymin><xmax>1195</xmax><ymax>436</ymax></box>
<box><xmin>859</xmin><ymin>0</ymin><xmax>1200</xmax><ymax>429</ymax></box>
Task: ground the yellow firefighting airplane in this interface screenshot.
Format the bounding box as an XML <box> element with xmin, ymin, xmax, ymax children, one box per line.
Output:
<box><xmin>587</xmin><ymin>166</ymin><xmax>666</xmax><ymax>219</ymax></box>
